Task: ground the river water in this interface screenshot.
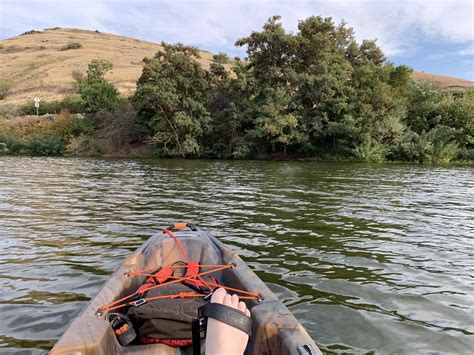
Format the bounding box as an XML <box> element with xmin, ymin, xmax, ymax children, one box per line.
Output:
<box><xmin>0</xmin><ymin>157</ymin><xmax>473</xmax><ymax>354</ymax></box>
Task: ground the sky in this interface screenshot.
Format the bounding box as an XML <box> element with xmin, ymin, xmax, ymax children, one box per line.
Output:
<box><xmin>1</xmin><ymin>0</ymin><xmax>473</xmax><ymax>80</ymax></box>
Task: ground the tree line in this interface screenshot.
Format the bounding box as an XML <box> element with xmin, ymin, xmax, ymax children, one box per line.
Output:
<box><xmin>132</xmin><ymin>16</ymin><xmax>473</xmax><ymax>162</ymax></box>
<box><xmin>2</xmin><ymin>15</ymin><xmax>473</xmax><ymax>162</ymax></box>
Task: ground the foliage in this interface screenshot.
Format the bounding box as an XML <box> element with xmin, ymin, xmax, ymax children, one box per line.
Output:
<box><xmin>80</xmin><ymin>81</ymin><xmax>119</xmax><ymax>113</ymax></box>
<box><xmin>0</xmin><ymin>104</ymin><xmax>21</xmax><ymax>118</ymax></box>
<box><xmin>128</xmin><ymin>15</ymin><xmax>473</xmax><ymax>163</ymax></box>
<box><xmin>77</xmin><ymin>59</ymin><xmax>119</xmax><ymax>112</ymax></box>
<box><xmin>91</xmin><ymin>102</ymin><xmax>140</xmax><ymax>153</ymax></box>
<box><xmin>21</xmin><ymin>95</ymin><xmax>85</xmax><ymax>115</ymax></box>
<box><xmin>21</xmin><ymin>30</ymin><xmax>42</xmax><ymax>36</ymax></box>
<box><xmin>0</xmin><ymin>80</ymin><xmax>13</xmax><ymax>100</ymax></box>
<box><xmin>21</xmin><ymin>133</ymin><xmax>66</xmax><ymax>156</ymax></box>
<box><xmin>353</xmin><ymin>139</ymin><xmax>387</xmax><ymax>162</ymax></box>
<box><xmin>5</xmin><ymin>16</ymin><xmax>474</xmax><ymax>163</ymax></box>
<box><xmin>0</xmin><ymin>111</ymin><xmax>94</xmax><ymax>156</ymax></box>
<box><xmin>0</xmin><ymin>132</ymin><xmax>22</xmax><ymax>154</ymax></box>
<box><xmin>86</xmin><ymin>59</ymin><xmax>113</xmax><ymax>82</ymax></box>
<box><xmin>61</xmin><ymin>42</ymin><xmax>82</xmax><ymax>51</ymax></box>
<box><xmin>0</xmin><ymin>142</ymin><xmax>8</xmax><ymax>155</ymax></box>
<box><xmin>213</xmin><ymin>52</ymin><xmax>229</xmax><ymax>64</ymax></box>
<box><xmin>133</xmin><ymin>43</ymin><xmax>214</xmax><ymax>156</ymax></box>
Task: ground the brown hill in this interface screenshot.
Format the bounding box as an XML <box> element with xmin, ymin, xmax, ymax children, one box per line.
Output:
<box><xmin>410</xmin><ymin>71</ymin><xmax>474</xmax><ymax>90</ymax></box>
<box><xmin>1</xmin><ymin>28</ymin><xmax>472</xmax><ymax>110</ymax></box>
<box><xmin>0</xmin><ymin>28</ymin><xmax>224</xmax><ymax>109</ymax></box>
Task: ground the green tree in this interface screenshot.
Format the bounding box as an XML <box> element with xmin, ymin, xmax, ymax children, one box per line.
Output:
<box><xmin>78</xmin><ymin>59</ymin><xmax>119</xmax><ymax>112</ymax></box>
<box><xmin>133</xmin><ymin>43</ymin><xmax>214</xmax><ymax>156</ymax></box>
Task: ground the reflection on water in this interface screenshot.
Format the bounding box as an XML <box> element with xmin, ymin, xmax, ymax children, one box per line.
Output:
<box><xmin>1</xmin><ymin>157</ymin><xmax>473</xmax><ymax>354</ymax></box>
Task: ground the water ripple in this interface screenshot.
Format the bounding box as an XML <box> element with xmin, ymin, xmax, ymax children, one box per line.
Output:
<box><xmin>1</xmin><ymin>157</ymin><xmax>473</xmax><ymax>354</ymax></box>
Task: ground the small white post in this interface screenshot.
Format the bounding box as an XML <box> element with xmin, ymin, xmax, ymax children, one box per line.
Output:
<box><xmin>34</xmin><ymin>96</ymin><xmax>40</xmax><ymax>116</ymax></box>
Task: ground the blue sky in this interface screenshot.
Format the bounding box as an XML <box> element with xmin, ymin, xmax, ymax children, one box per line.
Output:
<box><xmin>1</xmin><ymin>0</ymin><xmax>473</xmax><ymax>80</ymax></box>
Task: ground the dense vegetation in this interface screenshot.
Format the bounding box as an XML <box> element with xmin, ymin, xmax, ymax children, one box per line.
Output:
<box><xmin>1</xmin><ymin>16</ymin><xmax>473</xmax><ymax>162</ymax></box>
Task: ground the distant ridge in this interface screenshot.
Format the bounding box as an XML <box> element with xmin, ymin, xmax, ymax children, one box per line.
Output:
<box><xmin>1</xmin><ymin>28</ymin><xmax>473</xmax><ymax>108</ymax></box>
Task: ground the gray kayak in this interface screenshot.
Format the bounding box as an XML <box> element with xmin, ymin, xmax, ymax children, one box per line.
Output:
<box><xmin>51</xmin><ymin>225</ymin><xmax>321</xmax><ymax>354</ymax></box>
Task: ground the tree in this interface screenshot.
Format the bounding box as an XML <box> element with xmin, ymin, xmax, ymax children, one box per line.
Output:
<box><xmin>78</xmin><ymin>59</ymin><xmax>119</xmax><ymax>112</ymax></box>
<box><xmin>133</xmin><ymin>43</ymin><xmax>214</xmax><ymax>156</ymax></box>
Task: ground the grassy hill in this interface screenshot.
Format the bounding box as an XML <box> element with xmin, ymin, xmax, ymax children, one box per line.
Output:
<box><xmin>1</xmin><ymin>27</ymin><xmax>473</xmax><ymax>110</ymax></box>
<box><xmin>0</xmin><ymin>28</ymin><xmax>226</xmax><ymax>109</ymax></box>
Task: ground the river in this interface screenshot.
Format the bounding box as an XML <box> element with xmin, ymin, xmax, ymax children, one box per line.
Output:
<box><xmin>0</xmin><ymin>157</ymin><xmax>473</xmax><ymax>354</ymax></box>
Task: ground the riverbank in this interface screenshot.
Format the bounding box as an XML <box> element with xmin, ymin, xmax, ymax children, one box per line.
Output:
<box><xmin>2</xmin><ymin>109</ymin><xmax>474</xmax><ymax>164</ymax></box>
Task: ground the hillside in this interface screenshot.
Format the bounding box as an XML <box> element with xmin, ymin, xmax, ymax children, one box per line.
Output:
<box><xmin>0</xmin><ymin>28</ymin><xmax>473</xmax><ymax>109</ymax></box>
<box><xmin>0</xmin><ymin>28</ymin><xmax>225</xmax><ymax>108</ymax></box>
<box><xmin>411</xmin><ymin>71</ymin><xmax>474</xmax><ymax>91</ymax></box>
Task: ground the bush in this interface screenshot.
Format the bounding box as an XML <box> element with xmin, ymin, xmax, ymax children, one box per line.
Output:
<box><xmin>50</xmin><ymin>109</ymin><xmax>94</xmax><ymax>138</ymax></box>
<box><xmin>0</xmin><ymin>80</ymin><xmax>13</xmax><ymax>100</ymax></box>
<box><xmin>0</xmin><ymin>45</ymin><xmax>27</xmax><ymax>53</ymax></box>
<box><xmin>353</xmin><ymin>139</ymin><xmax>387</xmax><ymax>162</ymax></box>
<box><xmin>0</xmin><ymin>132</ymin><xmax>22</xmax><ymax>155</ymax></box>
<box><xmin>21</xmin><ymin>95</ymin><xmax>85</xmax><ymax>115</ymax></box>
<box><xmin>61</xmin><ymin>42</ymin><xmax>82</xmax><ymax>51</ymax></box>
<box><xmin>22</xmin><ymin>133</ymin><xmax>65</xmax><ymax>156</ymax></box>
<box><xmin>80</xmin><ymin>80</ymin><xmax>119</xmax><ymax>112</ymax></box>
<box><xmin>21</xmin><ymin>30</ymin><xmax>42</xmax><ymax>36</ymax></box>
<box><xmin>424</xmin><ymin>126</ymin><xmax>459</xmax><ymax>163</ymax></box>
<box><xmin>0</xmin><ymin>105</ymin><xmax>21</xmax><ymax>118</ymax></box>
<box><xmin>213</xmin><ymin>52</ymin><xmax>229</xmax><ymax>64</ymax></box>
<box><xmin>0</xmin><ymin>142</ymin><xmax>8</xmax><ymax>155</ymax></box>
<box><xmin>76</xmin><ymin>59</ymin><xmax>119</xmax><ymax>112</ymax></box>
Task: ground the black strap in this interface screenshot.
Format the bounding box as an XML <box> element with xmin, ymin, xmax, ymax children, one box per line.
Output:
<box><xmin>199</xmin><ymin>303</ymin><xmax>252</xmax><ymax>336</ymax></box>
<box><xmin>192</xmin><ymin>317</ymin><xmax>202</xmax><ymax>355</ymax></box>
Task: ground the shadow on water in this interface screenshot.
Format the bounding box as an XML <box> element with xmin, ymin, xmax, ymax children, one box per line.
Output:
<box><xmin>1</xmin><ymin>157</ymin><xmax>473</xmax><ymax>353</ymax></box>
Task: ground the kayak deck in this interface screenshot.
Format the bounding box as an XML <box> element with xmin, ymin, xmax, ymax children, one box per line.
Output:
<box><xmin>51</xmin><ymin>227</ymin><xmax>320</xmax><ymax>354</ymax></box>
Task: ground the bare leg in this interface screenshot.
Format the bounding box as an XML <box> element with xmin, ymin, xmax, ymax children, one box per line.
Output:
<box><xmin>205</xmin><ymin>288</ymin><xmax>251</xmax><ymax>355</ymax></box>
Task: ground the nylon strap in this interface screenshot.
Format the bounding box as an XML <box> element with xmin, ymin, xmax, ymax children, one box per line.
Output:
<box><xmin>199</xmin><ymin>303</ymin><xmax>252</xmax><ymax>336</ymax></box>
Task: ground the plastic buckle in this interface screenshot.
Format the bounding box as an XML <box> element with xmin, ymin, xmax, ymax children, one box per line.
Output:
<box><xmin>131</xmin><ymin>298</ymin><xmax>146</xmax><ymax>307</ymax></box>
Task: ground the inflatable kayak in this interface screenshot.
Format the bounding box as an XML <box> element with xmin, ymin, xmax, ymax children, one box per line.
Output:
<box><xmin>51</xmin><ymin>223</ymin><xmax>320</xmax><ymax>354</ymax></box>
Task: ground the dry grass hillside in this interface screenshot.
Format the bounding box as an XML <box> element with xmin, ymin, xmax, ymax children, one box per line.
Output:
<box><xmin>1</xmin><ymin>28</ymin><xmax>473</xmax><ymax>109</ymax></box>
<box><xmin>0</xmin><ymin>28</ymin><xmax>223</xmax><ymax>108</ymax></box>
<box><xmin>411</xmin><ymin>71</ymin><xmax>474</xmax><ymax>90</ymax></box>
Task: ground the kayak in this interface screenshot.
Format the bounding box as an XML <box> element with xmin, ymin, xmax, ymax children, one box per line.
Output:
<box><xmin>51</xmin><ymin>224</ymin><xmax>321</xmax><ymax>354</ymax></box>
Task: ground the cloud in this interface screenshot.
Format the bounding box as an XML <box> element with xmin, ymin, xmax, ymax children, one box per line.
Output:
<box><xmin>458</xmin><ymin>45</ymin><xmax>474</xmax><ymax>56</ymax></box>
<box><xmin>0</xmin><ymin>0</ymin><xmax>473</xmax><ymax>58</ymax></box>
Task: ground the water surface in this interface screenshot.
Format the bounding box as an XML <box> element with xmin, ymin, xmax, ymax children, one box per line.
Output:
<box><xmin>1</xmin><ymin>157</ymin><xmax>473</xmax><ymax>354</ymax></box>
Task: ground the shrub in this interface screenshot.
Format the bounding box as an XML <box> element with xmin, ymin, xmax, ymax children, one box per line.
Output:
<box><xmin>21</xmin><ymin>30</ymin><xmax>42</xmax><ymax>36</ymax></box>
<box><xmin>61</xmin><ymin>95</ymin><xmax>86</xmax><ymax>113</ymax></box>
<box><xmin>1</xmin><ymin>45</ymin><xmax>27</xmax><ymax>53</ymax></box>
<box><xmin>22</xmin><ymin>133</ymin><xmax>65</xmax><ymax>156</ymax></box>
<box><xmin>21</xmin><ymin>95</ymin><xmax>85</xmax><ymax>115</ymax></box>
<box><xmin>213</xmin><ymin>52</ymin><xmax>229</xmax><ymax>64</ymax></box>
<box><xmin>0</xmin><ymin>80</ymin><xmax>13</xmax><ymax>100</ymax></box>
<box><xmin>424</xmin><ymin>126</ymin><xmax>459</xmax><ymax>163</ymax></box>
<box><xmin>0</xmin><ymin>104</ymin><xmax>21</xmax><ymax>118</ymax></box>
<box><xmin>50</xmin><ymin>109</ymin><xmax>94</xmax><ymax>138</ymax></box>
<box><xmin>0</xmin><ymin>142</ymin><xmax>9</xmax><ymax>155</ymax></box>
<box><xmin>80</xmin><ymin>80</ymin><xmax>119</xmax><ymax>112</ymax></box>
<box><xmin>353</xmin><ymin>139</ymin><xmax>387</xmax><ymax>162</ymax></box>
<box><xmin>76</xmin><ymin>59</ymin><xmax>119</xmax><ymax>112</ymax></box>
<box><xmin>61</xmin><ymin>42</ymin><xmax>82</xmax><ymax>51</ymax></box>
<box><xmin>0</xmin><ymin>132</ymin><xmax>22</xmax><ymax>155</ymax></box>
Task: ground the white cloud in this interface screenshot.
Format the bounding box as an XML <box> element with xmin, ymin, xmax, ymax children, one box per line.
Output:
<box><xmin>458</xmin><ymin>44</ymin><xmax>474</xmax><ymax>56</ymax></box>
<box><xmin>1</xmin><ymin>0</ymin><xmax>473</xmax><ymax>58</ymax></box>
